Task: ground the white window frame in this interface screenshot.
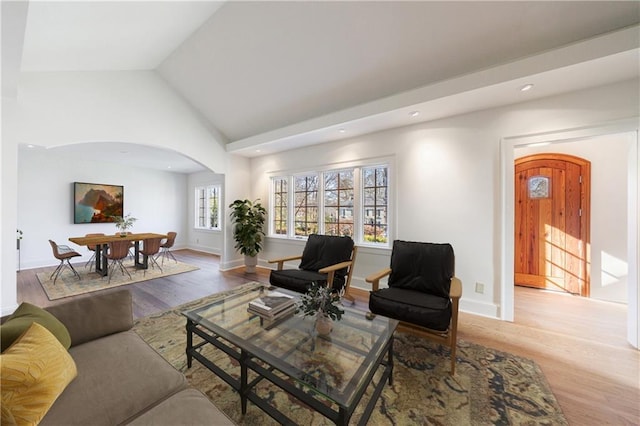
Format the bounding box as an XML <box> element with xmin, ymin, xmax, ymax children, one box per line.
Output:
<box><xmin>271</xmin><ymin>176</ymin><xmax>289</xmax><ymax>237</ymax></box>
<box><xmin>194</xmin><ymin>184</ymin><xmax>222</xmax><ymax>231</ymax></box>
<box><xmin>293</xmin><ymin>172</ymin><xmax>320</xmax><ymax>237</ymax></box>
<box><xmin>268</xmin><ymin>159</ymin><xmax>392</xmax><ymax>248</ymax></box>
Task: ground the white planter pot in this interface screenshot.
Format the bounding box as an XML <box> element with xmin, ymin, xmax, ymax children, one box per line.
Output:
<box><xmin>315</xmin><ymin>313</ymin><xmax>333</xmax><ymax>336</ymax></box>
<box><xmin>244</xmin><ymin>255</ymin><xmax>258</xmax><ymax>273</ymax></box>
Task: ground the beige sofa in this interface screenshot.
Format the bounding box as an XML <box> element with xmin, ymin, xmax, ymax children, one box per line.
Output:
<box><xmin>37</xmin><ymin>289</ymin><xmax>234</xmax><ymax>425</ymax></box>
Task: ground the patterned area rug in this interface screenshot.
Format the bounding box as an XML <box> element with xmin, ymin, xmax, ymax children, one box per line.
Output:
<box><xmin>37</xmin><ymin>260</ymin><xmax>199</xmax><ymax>300</ymax></box>
<box><xmin>134</xmin><ymin>282</ymin><xmax>567</xmax><ymax>425</ymax></box>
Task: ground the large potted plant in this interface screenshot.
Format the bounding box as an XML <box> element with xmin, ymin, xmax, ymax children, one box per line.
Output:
<box><xmin>229</xmin><ymin>199</ymin><xmax>267</xmax><ymax>273</ymax></box>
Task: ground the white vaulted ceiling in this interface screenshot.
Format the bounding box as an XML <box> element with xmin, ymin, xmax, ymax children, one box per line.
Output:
<box><xmin>158</xmin><ymin>1</ymin><xmax>640</xmax><ymax>143</ymax></box>
<box><xmin>4</xmin><ymin>1</ymin><xmax>640</xmax><ymax>168</ymax></box>
<box><xmin>20</xmin><ymin>1</ymin><xmax>224</xmax><ymax>71</ymax></box>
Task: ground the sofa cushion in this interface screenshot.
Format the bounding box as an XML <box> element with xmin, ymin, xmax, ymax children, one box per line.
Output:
<box><xmin>40</xmin><ymin>330</ymin><xmax>188</xmax><ymax>426</ymax></box>
<box><xmin>270</xmin><ymin>269</ymin><xmax>345</xmax><ymax>293</ymax></box>
<box><xmin>388</xmin><ymin>241</ymin><xmax>454</xmax><ymax>298</ymax></box>
<box><xmin>125</xmin><ymin>389</ymin><xmax>235</xmax><ymax>426</ymax></box>
<box><xmin>369</xmin><ymin>287</ymin><xmax>452</xmax><ymax>332</ymax></box>
<box><xmin>1</xmin><ymin>302</ymin><xmax>71</xmax><ymax>351</ymax></box>
<box><xmin>45</xmin><ymin>289</ymin><xmax>133</xmax><ymax>347</ymax></box>
<box><xmin>1</xmin><ymin>323</ymin><xmax>77</xmax><ymax>425</ymax></box>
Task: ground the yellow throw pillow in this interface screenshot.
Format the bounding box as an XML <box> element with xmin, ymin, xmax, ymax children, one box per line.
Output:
<box><xmin>1</xmin><ymin>322</ymin><xmax>77</xmax><ymax>426</ymax></box>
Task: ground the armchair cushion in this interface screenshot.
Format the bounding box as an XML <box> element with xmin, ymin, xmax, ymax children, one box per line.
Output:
<box><xmin>269</xmin><ymin>234</ymin><xmax>355</xmax><ymax>294</ymax></box>
<box><xmin>369</xmin><ymin>287</ymin><xmax>452</xmax><ymax>332</ymax></box>
<box><xmin>299</xmin><ymin>234</ymin><xmax>354</xmax><ymax>278</ymax></box>
<box><xmin>270</xmin><ymin>269</ymin><xmax>340</xmax><ymax>293</ymax></box>
<box><xmin>388</xmin><ymin>241</ymin><xmax>454</xmax><ymax>299</ymax></box>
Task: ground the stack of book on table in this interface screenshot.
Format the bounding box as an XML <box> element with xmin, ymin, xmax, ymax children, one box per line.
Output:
<box><xmin>248</xmin><ymin>290</ymin><xmax>296</xmax><ymax>320</ymax></box>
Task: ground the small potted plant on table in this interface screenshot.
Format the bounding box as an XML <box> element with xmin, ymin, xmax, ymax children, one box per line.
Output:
<box><xmin>298</xmin><ymin>282</ymin><xmax>345</xmax><ymax>336</ymax></box>
<box><xmin>113</xmin><ymin>213</ymin><xmax>137</xmax><ymax>236</ymax></box>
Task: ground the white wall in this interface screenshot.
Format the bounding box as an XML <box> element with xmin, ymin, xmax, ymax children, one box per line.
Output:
<box><xmin>220</xmin><ymin>154</ymin><xmax>252</xmax><ymax>270</ymax></box>
<box><xmin>516</xmin><ymin>133</ymin><xmax>632</xmax><ymax>304</ymax></box>
<box><xmin>1</xmin><ymin>70</ymin><xmax>230</xmax><ymax>315</ymax></box>
<box><xmin>17</xmin><ymin>147</ymin><xmax>189</xmax><ymax>269</ymax></box>
<box><xmin>250</xmin><ymin>79</ymin><xmax>640</xmax><ymax>319</ymax></box>
<box><xmin>4</xmin><ymin>71</ymin><xmax>228</xmax><ymax>172</ymax></box>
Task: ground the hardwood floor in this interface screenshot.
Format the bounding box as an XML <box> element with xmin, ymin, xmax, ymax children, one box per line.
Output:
<box><xmin>16</xmin><ymin>250</ymin><xmax>640</xmax><ymax>425</ymax></box>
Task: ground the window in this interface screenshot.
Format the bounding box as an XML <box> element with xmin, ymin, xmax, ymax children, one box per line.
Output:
<box><xmin>294</xmin><ymin>174</ymin><xmax>319</xmax><ymax>236</ymax></box>
<box><xmin>324</xmin><ymin>170</ymin><xmax>354</xmax><ymax>237</ymax></box>
<box><xmin>195</xmin><ymin>185</ymin><xmax>221</xmax><ymax>230</ymax></box>
<box><xmin>270</xmin><ymin>163</ymin><xmax>390</xmax><ymax>246</ymax></box>
<box><xmin>273</xmin><ymin>177</ymin><xmax>288</xmax><ymax>235</ymax></box>
<box><xmin>362</xmin><ymin>166</ymin><xmax>388</xmax><ymax>244</ymax></box>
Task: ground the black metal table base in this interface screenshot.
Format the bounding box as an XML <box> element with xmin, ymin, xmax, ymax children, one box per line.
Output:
<box><xmin>185</xmin><ymin>319</ymin><xmax>394</xmax><ymax>426</ymax></box>
<box><xmin>92</xmin><ymin>241</ymin><xmax>149</xmax><ymax>277</ymax></box>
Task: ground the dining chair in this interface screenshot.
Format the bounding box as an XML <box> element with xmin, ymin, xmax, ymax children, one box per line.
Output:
<box><xmin>140</xmin><ymin>237</ymin><xmax>163</xmax><ymax>275</ymax></box>
<box><xmin>105</xmin><ymin>239</ymin><xmax>132</xmax><ymax>283</ymax></box>
<box><xmin>156</xmin><ymin>232</ymin><xmax>177</xmax><ymax>265</ymax></box>
<box><xmin>84</xmin><ymin>233</ymin><xmax>105</xmax><ymax>271</ymax></box>
<box><xmin>49</xmin><ymin>240</ymin><xmax>82</xmax><ymax>284</ymax></box>
<box><xmin>113</xmin><ymin>232</ymin><xmax>135</xmax><ymax>260</ymax></box>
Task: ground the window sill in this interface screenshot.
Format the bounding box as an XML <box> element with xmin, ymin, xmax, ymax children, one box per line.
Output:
<box><xmin>193</xmin><ymin>228</ymin><xmax>222</xmax><ymax>234</ymax></box>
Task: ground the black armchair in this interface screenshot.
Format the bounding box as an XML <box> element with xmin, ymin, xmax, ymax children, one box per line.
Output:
<box><xmin>366</xmin><ymin>240</ymin><xmax>462</xmax><ymax>375</ymax></box>
<box><xmin>268</xmin><ymin>234</ymin><xmax>357</xmax><ymax>302</ymax></box>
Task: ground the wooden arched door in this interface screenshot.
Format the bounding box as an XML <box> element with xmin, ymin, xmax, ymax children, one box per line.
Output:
<box><xmin>514</xmin><ymin>153</ymin><xmax>591</xmax><ymax>296</ymax></box>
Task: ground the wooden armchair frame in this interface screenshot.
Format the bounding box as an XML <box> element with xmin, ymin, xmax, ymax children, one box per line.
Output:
<box><xmin>366</xmin><ymin>268</ymin><xmax>462</xmax><ymax>375</ymax></box>
<box><xmin>269</xmin><ymin>246</ymin><xmax>358</xmax><ymax>303</ymax></box>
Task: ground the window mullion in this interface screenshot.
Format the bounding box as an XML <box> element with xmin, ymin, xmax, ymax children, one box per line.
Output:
<box><xmin>353</xmin><ymin>168</ymin><xmax>362</xmax><ymax>244</ymax></box>
<box><xmin>288</xmin><ymin>176</ymin><xmax>294</xmax><ymax>237</ymax></box>
<box><xmin>318</xmin><ymin>171</ymin><xmax>325</xmax><ymax>235</ymax></box>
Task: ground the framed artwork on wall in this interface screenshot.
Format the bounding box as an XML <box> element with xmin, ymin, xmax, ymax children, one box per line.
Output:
<box><xmin>73</xmin><ymin>182</ymin><xmax>124</xmax><ymax>224</ymax></box>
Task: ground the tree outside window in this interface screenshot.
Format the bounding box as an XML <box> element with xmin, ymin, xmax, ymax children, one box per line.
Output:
<box><xmin>294</xmin><ymin>175</ymin><xmax>319</xmax><ymax>236</ymax></box>
<box><xmin>324</xmin><ymin>170</ymin><xmax>354</xmax><ymax>237</ymax></box>
<box><xmin>270</xmin><ymin>163</ymin><xmax>389</xmax><ymax>246</ymax></box>
<box><xmin>273</xmin><ymin>177</ymin><xmax>288</xmax><ymax>235</ymax></box>
<box><xmin>362</xmin><ymin>166</ymin><xmax>388</xmax><ymax>244</ymax></box>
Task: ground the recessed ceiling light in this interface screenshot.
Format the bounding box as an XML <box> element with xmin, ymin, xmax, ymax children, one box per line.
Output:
<box><xmin>167</xmin><ymin>166</ymin><xmax>172</xmax><ymax>169</ymax></box>
<box><xmin>27</xmin><ymin>144</ymin><xmax>35</xmax><ymax>148</ymax></box>
<box><xmin>339</xmin><ymin>128</ymin><xmax>346</xmax><ymax>133</ymax></box>
<box><xmin>256</xmin><ymin>149</ymin><xmax>261</xmax><ymax>153</ymax></box>
<box><xmin>520</xmin><ymin>84</ymin><xmax>534</xmax><ymax>92</ymax></box>
<box><xmin>409</xmin><ymin>111</ymin><xmax>420</xmax><ymax>117</ymax></box>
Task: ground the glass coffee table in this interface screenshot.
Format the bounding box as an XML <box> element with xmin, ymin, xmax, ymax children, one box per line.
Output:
<box><xmin>182</xmin><ymin>284</ymin><xmax>398</xmax><ymax>425</ymax></box>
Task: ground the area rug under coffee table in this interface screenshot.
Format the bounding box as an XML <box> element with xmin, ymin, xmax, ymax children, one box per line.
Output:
<box><xmin>37</xmin><ymin>260</ymin><xmax>199</xmax><ymax>300</ymax></box>
<box><xmin>134</xmin><ymin>282</ymin><xmax>567</xmax><ymax>425</ymax></box>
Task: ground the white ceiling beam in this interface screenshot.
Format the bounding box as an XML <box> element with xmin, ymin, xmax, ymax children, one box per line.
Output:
<box><xmin>226</xmin><ymin>25</ymin><xmax>640</xmax><ymax>157</ymax></box>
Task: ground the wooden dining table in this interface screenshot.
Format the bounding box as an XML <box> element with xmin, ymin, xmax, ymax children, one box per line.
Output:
<box><xmin>69</xmin><ymin>233</ymin><xmax>167</xmax><ymax>277</ymax></box>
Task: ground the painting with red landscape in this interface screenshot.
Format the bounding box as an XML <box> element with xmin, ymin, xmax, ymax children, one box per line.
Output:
<box><xmin>74</xmin><ymin>182</ymin><xmax>124</xmax><ymax>224</ymax></box>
